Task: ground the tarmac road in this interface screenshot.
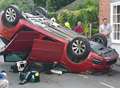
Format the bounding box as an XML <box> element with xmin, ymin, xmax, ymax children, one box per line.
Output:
<box><xmin>0</xmin><ymin>62</ymin><xmax>120</xmax><ymax>88</ymax></box>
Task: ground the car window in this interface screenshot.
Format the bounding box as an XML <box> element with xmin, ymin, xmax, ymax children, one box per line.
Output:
<box><xmin>4</xmin><ymin>52</ymin><xmax>27</xmax><ymax>62</ymax></box>
<box><xmin>90</xmin><ymin>41</ymin><xmax>105</xmax><ymax>52</ymax></box>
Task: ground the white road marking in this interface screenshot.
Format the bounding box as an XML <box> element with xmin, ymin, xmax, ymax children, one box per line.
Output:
<box><xmin>79</xmin><ymin>74</ymin><xmax>89</xmax><ymax>79</ymax></box>
<box><xmin>100</xmin><ymin>82</ymin><xmax>115</xmax><ymax>88</ymax></box>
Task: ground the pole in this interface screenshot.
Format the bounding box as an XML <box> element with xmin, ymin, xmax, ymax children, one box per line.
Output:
<box><xmin>89</xmin><ymin>23</ymin><xmax>92</xmax><ymax>38</ymax></box>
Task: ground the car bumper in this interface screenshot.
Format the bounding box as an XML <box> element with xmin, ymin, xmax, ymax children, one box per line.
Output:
<box><xmin>88</xmin><ymin>52</ymin><xmax>118</xmax><ymax>72</ymax></box>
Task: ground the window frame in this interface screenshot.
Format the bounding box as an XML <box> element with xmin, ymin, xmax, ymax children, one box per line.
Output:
<box><xmin>111</xmin><ymin>2</ymin><xmax>120</xmax><ymax>43</ymax></box>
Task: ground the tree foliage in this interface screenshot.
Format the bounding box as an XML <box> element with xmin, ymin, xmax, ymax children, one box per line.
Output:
<box><xmin>34</xmin><ymin>0</ymin><xmax>46</xmax><ymax>7</ymax></box>
<box><xmin>34</xmin><ymin>0</ymin><xmax>75</xmax><ymax>12</ymax></box>
<box><xmin>56</xmin><ymin>0</ymin><xmax>99</xmax><ymax>35</ymax></box>
<box><xmin>0</xmin><ymin>0</ymin><xmax>34</xmax><ymax>12</ymax></box>
<box><xmin>0</xmin><ymin>0</ymin><xmax>99</xmax><ymax>35</ymax></box>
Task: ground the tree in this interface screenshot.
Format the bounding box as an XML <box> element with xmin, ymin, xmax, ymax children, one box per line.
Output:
<box><xmin>46</xmin><ymin>0</ymin><xmax>56</xmax><ymax>12</ymax></box>
<box><xmin>34</xmin><ymin>0</ymin><xmax>46</xmax><ymax>7</ymax></box>
<box><xmin>0</xmin><ymin>0</ymin><xmax>34</xmax><ymax>12</ymax></box>
<box><xmin>34</xmin><ymin>0</ymin><xmax>75</xmax><ymax>12</ymax></box>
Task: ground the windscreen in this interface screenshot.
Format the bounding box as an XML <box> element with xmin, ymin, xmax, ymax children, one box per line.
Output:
<box><xmin>90</xmin><ymin>41</ymin><xmax>114</xmax><ymax>55</ymax></box>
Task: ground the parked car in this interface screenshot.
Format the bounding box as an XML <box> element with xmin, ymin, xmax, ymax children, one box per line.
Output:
<box><xmin>0</xmin><ymin>5</ymin><xmax>119</xmax><ymax>73</ymax></box>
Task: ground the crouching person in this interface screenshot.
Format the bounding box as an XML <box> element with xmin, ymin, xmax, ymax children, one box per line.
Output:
<box><xmin>19</xmin><ymin>70</ymin><xmax>40</xmax><ymax>85</ymax></box>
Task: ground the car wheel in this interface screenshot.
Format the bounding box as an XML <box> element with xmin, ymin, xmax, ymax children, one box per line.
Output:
<box><xmin>91</xmin><ymin>33</ymin><xmax>107</xmax><ymax>47</ymax></box>
<box><xmin>2</xmin><ymin>5</ymin><xmax>22</xmax><ymax>27</ymax></box>
<box><xmin>32</xmin><ymin>7</ymin><xmax>48</xmax><ymax>18</ymax></box>
<box><xmin>67</xmin><ymin>37</ymin><xmax>91</xmax><ymax>63</ymax></box>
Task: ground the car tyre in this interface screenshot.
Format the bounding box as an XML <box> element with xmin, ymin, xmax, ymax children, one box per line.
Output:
<box><xmin>91</xmin><ymin>33</ymin><xmax>107</xmax><ymax>47</ymax></box>
<box><xmin>2</xmin><ymin>5</ymin><xmax>22</xmax><ymax>27</ymax></box>
<box><xmin>67</xmin><ymin>37</ymin><xmax>91</xmax><ymax>63</ymax></box>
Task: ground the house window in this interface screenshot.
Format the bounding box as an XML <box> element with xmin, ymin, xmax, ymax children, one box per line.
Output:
<box><xmin>111</xmin><ymin>2</ymin><xmax>120</xmax><ymax>43</ymax></box>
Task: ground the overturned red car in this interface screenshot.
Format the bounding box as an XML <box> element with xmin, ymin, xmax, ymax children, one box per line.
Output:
<box><xmin>0</xmin><ymin>5</ymin><xmax>119</xmax><ymax>73</ymax></box>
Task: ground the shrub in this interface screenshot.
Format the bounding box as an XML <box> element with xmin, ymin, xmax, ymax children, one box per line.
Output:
<box><xmin>92</xmin><ymin>28</ymin><xmax>99</xmax><ymax>35</ymax></box>
<box><xmin>56</xmin><ymin>8</ymin><xmax>98</xmax><ymax>28</ymax></box>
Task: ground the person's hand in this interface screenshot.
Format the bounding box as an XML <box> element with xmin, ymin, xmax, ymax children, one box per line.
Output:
<box><xmin>106</xmin><ymin>32</ymin><xmax>110</xmax><ymax>36</ymax></box>
<box><xmin>101</xmin><ymin>32</ymin><xmax>109</xmax><ymax>37</ymax></box>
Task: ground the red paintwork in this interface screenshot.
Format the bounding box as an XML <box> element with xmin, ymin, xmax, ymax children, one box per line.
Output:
<box><xmin>0</xmin><ymin>13</ymin><xmax>118</xmax><ymax>73</ymax></box>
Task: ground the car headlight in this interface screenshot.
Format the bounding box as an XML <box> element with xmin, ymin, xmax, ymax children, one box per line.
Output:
<box><xmin>92</xmin><ymin>59</ymin><xmax>102</xmax><ymax>64</ymax></box>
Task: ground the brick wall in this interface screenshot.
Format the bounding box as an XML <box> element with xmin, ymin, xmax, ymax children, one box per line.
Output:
<box><xmin>99</xmin><ymin>0</ymin><xmax>110</xmax><ymax>24</ymax></box>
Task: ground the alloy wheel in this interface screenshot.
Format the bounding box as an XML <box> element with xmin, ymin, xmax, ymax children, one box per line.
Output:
<box><xmin>72</xmin><ymin>39</ymin><xmax>86</xmax><ymax>55</ymax></box>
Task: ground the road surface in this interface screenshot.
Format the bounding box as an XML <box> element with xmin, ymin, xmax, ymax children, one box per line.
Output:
<box><xmin>0</xmin><ymin>62</ymin><xmax>120</xmax><ymax>88</ymax></box>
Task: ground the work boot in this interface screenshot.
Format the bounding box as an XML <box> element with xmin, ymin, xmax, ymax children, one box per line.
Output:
<box><xmin>19</xmin><ymin>80</ymin><xmax>27</xmax><ymax>85</ymax></box>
